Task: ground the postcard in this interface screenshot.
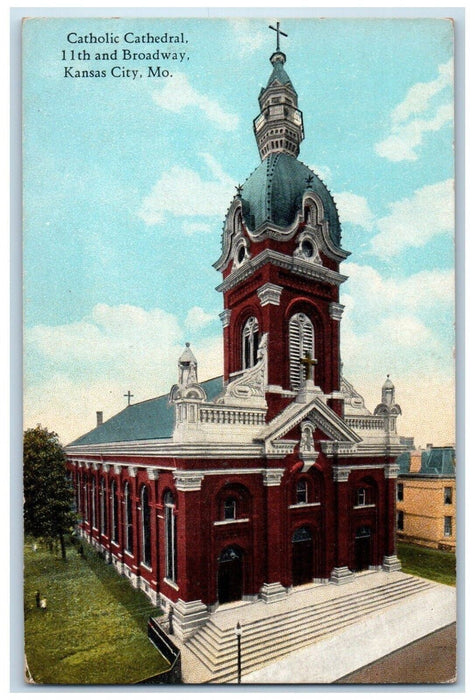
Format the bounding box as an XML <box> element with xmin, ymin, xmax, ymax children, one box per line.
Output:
<box><xmin>22</xmin><ymin>15</ymin><xmax>456</xmax><ymax>685</ymax></box>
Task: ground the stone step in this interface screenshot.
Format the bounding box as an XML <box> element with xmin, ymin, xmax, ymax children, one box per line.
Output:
<box><xmin>210</xmin><ymin>584</ymin><xmax>432</xmax><ymax>683</ymax></box>
<box><xmin>187</xmin><ymin>578</ymin><xmax>430</xmax><ymax>659</ymax></box>
<box><xmin>185</xmin><ymin>577</ymin><xmax>433</xmax><ymax>682</ymax></box>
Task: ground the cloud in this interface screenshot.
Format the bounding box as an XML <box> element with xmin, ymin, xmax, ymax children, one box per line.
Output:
<box><xmin>228</xmin><ymin>19</ymin><xmax>267</xmax><ymax>57</ymax></box>
<box><xmin>333</xmin><ymin>191</ymin><xmax>375</xmax><ymax>230</ymax></box>
<box><xmin>339</xmin><ymin>262</ymin><xmax>455</xmax><ymax>446</ymax></box>
<box><xmin>182</xmin><ymin>221</ymin><xmax>212</xmax><ymax>236</ymax></box>
<box><xmin>369</xmin><ymin>179</ymin><xmax>454</xmax><ymax>257</ymax></box>
<box><xmin>138</xmin><ymin>153</ymin><xmax>235</xmax><ymax>225</ymax></box>
<box><xmin>185</xmin><ymin>306</ymin><xmax>217</xmax><ymax>331</ymax></box>
<box><xmin>151</xmin><ymin>73</ymin><xmax>239</xmax><ymax>131</ymax></box>
<box><xmin>375</xmin><ymin>59</ymin><xmax>453</xmax><ymax>161</ymax></box>
<box><xmin>24</xmin><ymin>303</ymin><xmax>223</xmax><ymax>444</ymax></box>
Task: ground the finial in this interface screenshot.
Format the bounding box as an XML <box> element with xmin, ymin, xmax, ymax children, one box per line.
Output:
<box><xmin>305</xmin><ymin>174</ymin><xmax>314</xmax><ymax>189</ymax></box>
<box><xmin>235</xmin><ymin>183</ymin><xmax>243</xmax><ymax>198</ymax></box>
<box><xmin>186</xmin><ymin>342</ymin><xmax>190</xmax><ymax>347</ymax></box>
<box><xmin>269</xmin><ymin>21</ymin><xmax>288</xmax><ymax>53</ymax></box>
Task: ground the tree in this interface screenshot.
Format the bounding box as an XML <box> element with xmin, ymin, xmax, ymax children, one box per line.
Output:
<box><xmin>24</xmin><ymin>426</ymin><xmax>77</xmax><ymax>559</ymax></box>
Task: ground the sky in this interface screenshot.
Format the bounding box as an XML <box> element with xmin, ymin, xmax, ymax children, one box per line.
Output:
<box><xmin>22</xmin><ymin>15</ymin><xmax>455</xmax><ymax>448</ymax></box>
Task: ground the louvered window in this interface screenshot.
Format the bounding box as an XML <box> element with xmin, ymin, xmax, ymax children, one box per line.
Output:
<box><xmin>242</xmin><ymin>316</ymin><xmax>260</xmax><ymax>369</ymax></box>
<box><xmin>289</xmin><ymin>313</ymin><xmax>314</xmax><ymax>389</ymax></box>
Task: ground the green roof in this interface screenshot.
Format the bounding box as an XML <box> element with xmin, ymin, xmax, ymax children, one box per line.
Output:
<box><xmin>396</xmin><ymin>452</ymin><xmax>411</xmax><ymax>474</ymax></box>
<box><xmin>421</xmin><ymin>447</ymin><xmax>455</xmax><ymax>476</ymax></box>
<box><xmin>68</xmin><ymin>376</ymin><xmax>224</xmax><ymax>447</ymax></box>
<box><xmin>241</xmin><ymin>153</ymin><xmax>342</xmax><ymax>246</ymax></box>
<box><xmin>266</xmin><ymin>59</ymin><xmax>294</xmax><ymax>91</ymax></box>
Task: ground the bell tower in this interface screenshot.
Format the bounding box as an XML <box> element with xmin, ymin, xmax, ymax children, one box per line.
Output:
<box><xmin>214</xmin><ymin>26</ymin><xmax>351</xmax><ymax>420</ymax></box>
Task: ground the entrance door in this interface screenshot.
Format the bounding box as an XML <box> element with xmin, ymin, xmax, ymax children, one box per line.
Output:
<box><xmin>354</xmin><ymin>526</ymin><xmax>372</xmax><ymax>571</ymax></box>
<box><xmin>292</xmin><ymin>526</ymin><xmax>314</xmax><ymax>586</ymax></box>
<box><xmin>218</xmin><ymin>546</ymin><xmax>243</xmax><ymax>604</ymax></box>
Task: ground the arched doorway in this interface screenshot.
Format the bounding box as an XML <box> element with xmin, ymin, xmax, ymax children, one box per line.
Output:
<box><xmin>218</xmin><ymin>546</ymin><xmax>243</xmax><ymax>604</ymax></box>
<box><xmin>354</xmin><ymin>526</ymin><xmax>372</xmax><ymax>571</ymax></box>
<box><xmin>292</xmin><ymin>526</ymin><xmax>314</xmax><ymax>585</ymax></box>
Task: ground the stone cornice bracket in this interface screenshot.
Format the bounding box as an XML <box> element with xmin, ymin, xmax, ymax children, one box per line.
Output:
<box><xmin>92</xmin><ymin>462</ymin><xmax>100</xmax><ymax>471</ymax></box>
<box><xmin>113</xmin><ymin>465</ymin><xmax>122</xmax><ymax>476</ymax></box>
<box><xmin>333</xmin><ymin>465</ymin><xmax>352</xmax><ymax>482</ymax></box>
<box><xmin>257</xmin><ymin>282</ymin><xmax>283</xmax><ymax>307</ymax></box>
<box><xmin>384</xmin><ymin>464</ymin><xmax>400</xmax><ymax>479</ymax></box>
<box><xmin>329</xmin><ymin>302</ymin><xmax>345</xmax><ymax>321</ymax></box>
<box><xmin>128</xmin><ymin>466</ymin><xmax>138</xmax><ymax>478</ymax></box>
<box><xmin>262</xmin><ymin>468</ymin><xmax>285</xmax><ymax>486</ymax></box>
<box><xmin>219</xmin><ymin>309</ymin><xmax>232</xmax><ymax>328</ymax></box>
<box><xmin>174</xmin><ymin>471</ymin><xmax>204</xmax><ymax>492</ymax></box>
<box><xmin>146</xmin><ymin>467</ymin><xmax>160</xmax><ymax>481</ymax></box>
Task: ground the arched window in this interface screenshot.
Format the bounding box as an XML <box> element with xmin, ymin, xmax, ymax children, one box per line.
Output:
<box><xmin>242</xmin><ymin>316</ymin><xmax>260</xmax><ymax>369</ymax></box>
<box><xmin>76</xmin><ymin>474</ymin><xmax>82</xmax><ymax>514</ymax></box>
<box><xmin>141</xmin><ymin>486</ymin><xmax>151</xmax><ymax>567</ymax></box>
<box><xmin>111</xmin><ymin>480</ymin><xmax>119</xmax><ymax>543</ymax></box>
<box><xmin>164</xmin><ymin>491</ymin><xmax>177</xmax><ymax>583</ymax></box>
<box><xmin>224</xmin><ymin>498</ymin><xmax>237</xmax><ymax>520</ymax></box>
<box><xmin>83</xmin><ymin>475</ymin><xmax>89</xmax><ymax>523</ymax></box>
<box><xmin>356</xmin><ymin>487</ymin><xmax>366</xmax><ymax>506</ymax></box>
<box><xmin>289</xmin><ymin>312</ymin><xmax>315</xmax><ymax>389</ymax></box>
<box><xmin>296</xmin><ymin>479</ymin><xmax>308</xmax><ymax>504</ymax></box>
<box><xmin>91</xmin><ymin>476</ymin><xmax>97</xmax><ymax>529</ymax></box>
<box><xmin>124</xmin><ymin>482</ymin><xmax>133</xmax><ymax>554</ymax></box>
<box><xmin>100</xmin><ymin>477</ymin><xmax>106</xmax><ymax>536</ymax></box>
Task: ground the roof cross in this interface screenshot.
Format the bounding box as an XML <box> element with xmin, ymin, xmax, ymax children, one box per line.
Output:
<box><xmin>269</xmin><ymin>21</ymin><xmax>288</xmax><ymax>52</ymax></box>
<box><xmin>123</xmin><ymin>390</ymin><xmax>134</xmax><ymax>406</ymax></box>
<box><xmin>300</xmin><ymin>351</ymin><xmax>318</xmax><ymax>381</ymax></box>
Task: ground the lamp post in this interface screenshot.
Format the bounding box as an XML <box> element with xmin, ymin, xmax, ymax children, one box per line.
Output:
<box><xmin>234</xmin><ymin>621</ymin><xmax>242</xmax><ymax>683</ymax></box>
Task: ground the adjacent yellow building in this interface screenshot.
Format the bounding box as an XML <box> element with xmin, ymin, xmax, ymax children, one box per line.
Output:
<box><xmin>396</xmin><ymin>447</ymin><xmax>456</xmax><ymax>552</ymax></box>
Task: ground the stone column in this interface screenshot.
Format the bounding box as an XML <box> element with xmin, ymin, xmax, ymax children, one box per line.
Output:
<box><xmin>383</xmin><ymin>463</ymin><xmax>402</xmax><ymax>572</ymax></box>
<box><xmin>330</xmin><ymin>464</ymin><xmax>355</xmax><ymax>584</ymax></box>
<box><xmin>260</xmin><ymin>468</ymin><xmax>287</xmax><ymax>603</ymax></box>
<box><xmin>171</xmin><ymin>471</ymin><xmax>209</xmax><ymax>640</ymax></box>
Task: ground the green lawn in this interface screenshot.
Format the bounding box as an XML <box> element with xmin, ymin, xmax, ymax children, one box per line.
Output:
<box><xmin>24</xmin><ymin>538</ymin><xmax>169</xmax><ymax>685</ymax></box>
<box><xmin>397</xmin><ymin>541</ymin><xmax>456</xmax><ymax>587</ymax></box>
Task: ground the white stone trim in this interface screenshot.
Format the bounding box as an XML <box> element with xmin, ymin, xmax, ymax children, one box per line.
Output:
<box><xmin>146</xmin><ymin>467</ymin><xmax>160</xmax><ymax>481</ymax></box>
<box><xmin>113</xmin><ymin>465</ymin><xmax>122</xmax><ymax>476</ymax></box>
<box><xmin>213</xmin><ymin>518</ymin><xmax>250</xmax><ymax>526</ymax></box>
<box><xmin>257</xmin><ymin>282</ymin><xmax>283</xmax><ymax>306</ymax></box>
<box><xmin>329</xmin><ymin>302</ymin><xmax>345</xmax><ymax>321</ymax></box>
<box><xmin>174</xmin><ymin>470</ymin><xmax>204</xmax><ymax>491</ymax></box>
<box><xmin>333</xmin><ymin>466</ymin><xmax>352</xmax><ymax>482</ymax></box>
<box><xmin>353</xmin><ymin>503</ymin><xmax>376</xmax><ymax>510</ymax></box>
<box><xmin>163</xmin><ymin>578</ymin><xmax>179</xmax><ymax>591</ymax></box>
<box><xmin>385</xmin><ymin>464</ymin><xmax>400</xmax><ymax>479</ymax></box>
<box><xmin>288</xmin><ymin>502</ymin><xmax>321</xmax><ymax>509</ymax></box>
<box><xmin>128</xmin><ymin>466</ymin><xmax>138</xmax><ymax>477</ymax></box>
<box><xmin>219</xmin><ymin>309</ymin><xmax>232</xmax><ymax>328</ymax></box>
<box><xmin>262</xmin><ymin>468</ymin><xmax>285</xmax><ymax>486</ymax></box>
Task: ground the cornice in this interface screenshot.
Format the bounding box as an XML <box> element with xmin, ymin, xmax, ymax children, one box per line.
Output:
<box><xmin>216</xmin><ymin>248</ymin><xmax>347</xmax><ymax>294</ymax></box>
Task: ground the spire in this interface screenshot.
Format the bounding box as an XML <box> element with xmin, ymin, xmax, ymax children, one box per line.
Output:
<box><xmin>253</xmin><ymin>24</ymin><xmax>304</xmax><ymax>160</ymax></box>
<box><xmin>381</xmin><ymin>374</ymin><xmax>395</xmax><ymax>406</ymax></box>
<box><xmin>178</xmin><ymin>342</ymin><xmax>198</xmax><ymax>387</ymax></box>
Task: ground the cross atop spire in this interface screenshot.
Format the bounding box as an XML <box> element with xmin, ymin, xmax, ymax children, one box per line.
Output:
<box><xmin>123</xmin><ymin>390</ymin><xmax>134</xmax><ymax>406</ymax></box>
<box><xmin>269</xmin><ymin>21</ymin><xmax>288</xmax><ymax>52</ymax></box>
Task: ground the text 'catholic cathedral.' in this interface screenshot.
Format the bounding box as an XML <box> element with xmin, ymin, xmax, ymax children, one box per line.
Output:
<box><xmin>66</xmin><ymin>27</ymin><xmax>409</xmax><ymax>640</ymax></box>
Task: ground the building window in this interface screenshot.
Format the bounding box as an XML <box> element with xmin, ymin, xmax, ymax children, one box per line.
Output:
<box><xmin>91</xmin><ymin>476</ymin><xmax>97</xmax><ymax>529</ymax></box>
<box><xmin>356</xmin><ymin>487</ymin><xmax>366</xmax><ymax>506</ymax></box>
<box><xmin>289</xmin><ymin>312</ymin><xmax>314</xmax><ymax>389</ymax></box>
<box><xmin>444</xmin><ymin>516</ymin><xmax>452</xmax><ymax>537</ymax></box>
<box><xmin>242</xmin><ymin>316</ymin><xmax>260</xmax><ymax>369</ymax></box>
<box><xmin>397</xmin><ymin>483</ymin><xmax>404</xmax><ymax>502</ymax></box>
<box><xmin>83</xmin><ymin>476</ymin><xmax>89</xmax><ymax>523</ymax></box>
<box><xmin>296</xmin><ymin>479</ymin><xmax>308</xmax><ymax>504</ymax></box>
<box><xmin>111</xmin><ymin>480</ymin><xmax>119</xmax><ymax>544</ymax></box>
<box><xmin>397</xmin><ymin>510</ymin><xmax>404</xmax><ymax>530</ymax></box>
<box><xmin>444</xmin><ymin>487</ymin><xmax>453</xmax><ymax>505</ymax></box>
<box><xmin>141</xmin><ymin>486</ymin><xmax>151</xmax><ymax>567</ymax></box>
<box><xmin>164</xmin><ymin>491</ymin><xmax>177</xmax><ymax>583</ymax></box>
<box><xmin>100</xmin><ymin>477</ymin><xmax>106</xmax><ymax>536</ymax></box>
<box><xmin>124</xmin><ymin>482</ymin><xmax>133</xmax><ymax>554</ymax></box>
<box><xmin>224</xmin><ymin>498</ymin><xmax>236</xmax><ymax>520</ymax></box>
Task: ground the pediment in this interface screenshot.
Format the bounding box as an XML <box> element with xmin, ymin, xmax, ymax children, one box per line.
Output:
<box><xmin>257</xmin><ymin>395</ymin><xmax>361</xmax><ymax>451</ymax></box>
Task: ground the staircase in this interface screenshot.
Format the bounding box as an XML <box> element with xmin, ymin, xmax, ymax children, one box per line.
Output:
<box><xmin>183</xmin><ymin>575</ymin><xmax>434</xmax><ymax>683</ymax></box>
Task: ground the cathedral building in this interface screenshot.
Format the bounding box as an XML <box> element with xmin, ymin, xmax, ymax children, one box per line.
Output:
<box><xmin>66</xmin><ymin>34</ymin><xmax>408</xmax><ymax>641</ymax></box>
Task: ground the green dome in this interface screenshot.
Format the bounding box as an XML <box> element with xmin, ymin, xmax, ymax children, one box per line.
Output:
<box><xmin>240</xmin><ymin>153</ymin><xmax>341</xmax><ymax>247</ymax></box>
